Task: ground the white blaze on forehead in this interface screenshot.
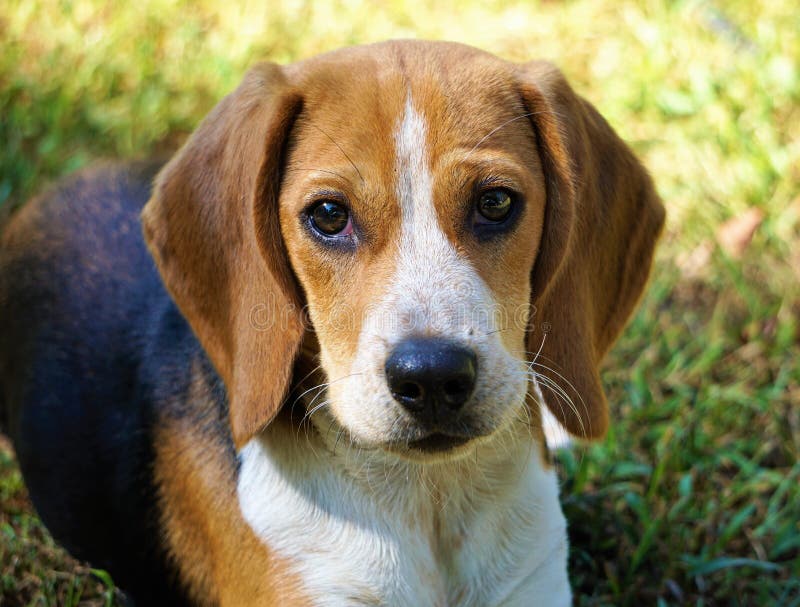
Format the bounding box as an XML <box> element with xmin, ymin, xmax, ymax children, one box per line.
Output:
<box><xmin>395</xmin><ymin>94</ymin><xmax>435</xmax><ymax>239</ymax></box>
<box><xmin>390</xmin><ymin>94</ymin><xmax>487</xmax><ymax>335</ymax></box>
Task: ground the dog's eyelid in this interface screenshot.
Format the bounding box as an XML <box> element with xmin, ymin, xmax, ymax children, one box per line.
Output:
<box><xmin>474</xmin><ymin>174</ymin><xmax>522</xmax><ymax>194</ymax></box>
<box><xmin>304</xmin><ymin>188</ymin><xmax>350</xmax><ymax>206</ymax></box>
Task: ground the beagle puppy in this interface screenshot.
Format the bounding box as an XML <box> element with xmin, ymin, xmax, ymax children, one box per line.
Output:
<box><xmin>0</xmin><ymin>40</ymin><xmax>664</xmax><ymax>606</ymax></box>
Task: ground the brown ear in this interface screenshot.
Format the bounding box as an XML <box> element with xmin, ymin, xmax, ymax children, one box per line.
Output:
<box><xmin>141</xmin><ymin>63</ymin><xmax>305</xmax><ymax>449</ymax></box>
<box><xmin>519</xmin><ymin>62</ymin><xmax>665</xmax><ymax>440</ymax></box>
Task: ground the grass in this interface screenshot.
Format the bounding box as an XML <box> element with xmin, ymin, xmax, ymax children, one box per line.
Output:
<box><xmin>1</xmin><ymin>0</ymin><xmax>798</xmax><ymax>605</ymax></box>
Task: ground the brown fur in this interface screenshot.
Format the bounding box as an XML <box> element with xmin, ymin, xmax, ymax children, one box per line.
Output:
<box><xmin>143</xmin><ymin>40</ymin><xmax>664</xmax><ymax>450</ymax></box>
<box><xmin>519</xmin><ymin>61</ymin><xmax>666</xmax><ymax>438</ymax></box>
<box><xmin>277</xmin><ymin>42</ymin><xmax>547</xmax><ymax>404</ymax></box>
<box><xmin>141</xmin><ymin>65</ymin><xmax>307</xmax><ymax>449</ymax></box>
<box><xmin>138</xmin><ymin>40</ymin><xmax>664</xmax><ymax>601</ymax></box>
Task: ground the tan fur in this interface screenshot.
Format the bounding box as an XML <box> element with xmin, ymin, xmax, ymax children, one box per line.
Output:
<box><xmin>154</xmin><ymin>362</ymin><xmax>311</xmax><ymax>606</ymax></box>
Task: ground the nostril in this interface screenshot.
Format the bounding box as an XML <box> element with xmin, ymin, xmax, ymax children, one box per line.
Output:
<box><xmin>441</xmin><ymin>373</ymin><xmax>475</xmax><ymax>409</ymax></box>
<box><xmin>395</xmin><ymin>381</ymin><xmax>423</xmax><ymax>403</ymax></box>
<box><xmin>443</xmin><ymin>380</ymin><xmax>460</xmax><ymax>393</ymax></box>
<box><xmin>443</xmin><ymin>379</ymin><xmax>468</xmax><ymax>398</ymax></box>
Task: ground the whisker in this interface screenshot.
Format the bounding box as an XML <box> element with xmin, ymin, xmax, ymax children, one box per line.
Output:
<box><xmin>333</xmin><ymin>428</ymin><xmax>345</xmax><ymax>456</ymax></box>
<box><xmin>306</xmin><ymin>123</ymin><xmax>365</xmax><ymax>183</ymax></box>
<box><xmin>295</xmin><ymin>383</ymin><xmax>330</xmax><ymax>442</ymax></box>
<box><xmin>291</xmin><ymin>371</ymin><xmax>364</xmax><ymax>445</ymax></box>
<box><xmin>515</xmin><ymin>401</ymin><xmax>533</xmax><ymax>426</ymax></box>
<box><xmin>484</xmin><ymin>326</ymin><xmax>511</xmax><ymax>336</ymax></box>
<box><xmin>288</xmin><ymin>364</ymin><xmax>323</xmax><ymax>423</ymax></box>
<box><xmin>293</xmin><ymin>371</ymin><xmax>363</xmax><ymax>417</ymax></box>
<box><xmin>530</xmin><ymin>372</ymin><xmax>587</xmax><ymax>438</ymax></box>
<box><xmin>302</xmin><ymin>399</ymin><xmax>331</xmax><ymax>425</ymax></box>
<box><xmin>531</xmin><ymin>333</ymin><xmax>547</xmax><ymax>367</ymax></box>
<box><xmin>526</xmin><ymin>361</ymin><xmax>590</xmax><ymax>436</ymax></box>
<box><xmin>464</xmin><ymin>111</ymin><xmax>554</xmax><ymax>161</ymax></box>
<box><xmin>514</xmin><ymin>340</ymin><xmax>593</xmax><ymax>438</ymax></box>
<box><xmin>289</xmin><ymin>376</ymin><xmax>328</xmax><ymax>411</ymax></box>
<box><xmin>523</xmin><ymin>357</ymin><xmax>584</xmax><ymax>403</ymax></box>
<box><xmin>324</xmin><ymin>417</ymin><xmax>337</xmax><ymax>443</ymax></box>
<box><xmin>529</xmin><ymin>363</ymin><xmax>587</xmax><ymax>410</ymax></box>
<box><xmin>294</xmin><ymin>363</ymin><xmax>323</xmax><ymax>389</ymax></box>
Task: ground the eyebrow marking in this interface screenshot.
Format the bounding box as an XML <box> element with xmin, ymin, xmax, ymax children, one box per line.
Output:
<box><xmin>284</xmin><ymin>167</ymin><xmax>352</xmax><ymax>183</ymax></box>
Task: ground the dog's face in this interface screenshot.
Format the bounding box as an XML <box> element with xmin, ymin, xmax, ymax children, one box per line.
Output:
<box><xmin>142</xmin><ymin>40</ymin><xmax>665</xmax><ymax>455</ymax></box>
<box><xmin>279</xmin><ymin>54</ymin><xmax>545</xmax><ymax>456</ymax></box>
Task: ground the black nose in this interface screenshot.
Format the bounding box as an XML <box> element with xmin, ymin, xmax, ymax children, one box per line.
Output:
<box><xmin>385</xmin><ymin>337</ymin><xmax>478</xmax><ymax>422</ymax></box>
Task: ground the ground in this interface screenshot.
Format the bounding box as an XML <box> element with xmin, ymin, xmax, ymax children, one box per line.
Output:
<box><xmin>1</xmin><ymin>1</ymin><xmax>798</xmax><ymax>605</ymax></box>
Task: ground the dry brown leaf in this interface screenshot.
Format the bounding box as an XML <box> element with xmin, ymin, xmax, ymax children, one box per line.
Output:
<box><xmin>716</xmin><ymin>208</ymin><xmax>765</xmax><ymax>258</ymax></box>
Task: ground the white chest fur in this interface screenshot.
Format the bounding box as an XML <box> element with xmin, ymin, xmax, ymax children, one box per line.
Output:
<box><xmin>237</xmin><ymin>429</ymin><xmax>571</xmax><ymax>606</ymax></box>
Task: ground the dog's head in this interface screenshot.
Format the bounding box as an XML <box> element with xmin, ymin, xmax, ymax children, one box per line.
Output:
<box><xmin>142</xmin><ymin>41</ymin><xmax>664</xmax><ymax>458</ymax></box>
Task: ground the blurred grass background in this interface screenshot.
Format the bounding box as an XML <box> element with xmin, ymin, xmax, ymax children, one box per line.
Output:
<box><xmin>1</xmin><ymin>0</ymin><xmax>798</xmax><ymax>605</ymax></box>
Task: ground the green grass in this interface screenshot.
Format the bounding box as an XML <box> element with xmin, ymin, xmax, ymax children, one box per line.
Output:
<box><xmin>1</xmin><ymin>0</ymin><xmax>798</xmax><ymax>605</ymax></box>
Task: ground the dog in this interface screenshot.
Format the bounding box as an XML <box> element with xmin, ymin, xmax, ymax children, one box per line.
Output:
<box><xmin>0</xmin><ymin>40</ymin><xmax>664</xmax><ymax>606</ymax></box>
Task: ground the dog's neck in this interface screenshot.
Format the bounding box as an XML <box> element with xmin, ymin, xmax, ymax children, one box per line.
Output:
<box><xmin>236</xmin><ymin>413</ymin><xmax>571</xmax><ymax>606</ymax></box>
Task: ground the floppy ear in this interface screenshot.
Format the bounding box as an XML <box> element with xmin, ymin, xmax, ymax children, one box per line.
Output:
<box><xmin>141</xmin><ymin>63</ymin><xmax>305</xmax><ymax>449</ymax></box>
<box><xmin>519</xmin><ymin>62</ymin><xmax>665</xmax><ymax>440</ymax></box>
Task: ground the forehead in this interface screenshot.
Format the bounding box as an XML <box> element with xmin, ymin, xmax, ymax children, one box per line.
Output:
<box><xmin>284</xmin><ymin>42</ymin><xmax>534</xmax><ymax>178</ymax></box>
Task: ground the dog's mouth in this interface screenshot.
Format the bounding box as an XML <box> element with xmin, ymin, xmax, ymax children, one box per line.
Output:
<box><xmin>406</xmin><ymin>432</ymin><xmax>472</xmax><ymax>453</ymax></box>
<box><xmin>379</xmin><ymin>429</ymin><xmax>484</xmax><ymax>460</ymax></box>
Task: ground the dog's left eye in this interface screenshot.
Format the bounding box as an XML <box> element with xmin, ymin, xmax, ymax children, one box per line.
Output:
<box><xmin>476</xmin><ymin>188</ymin><xmax>514</xmax><ymax>223</ymax></box>
<box><xmin>309</xmin><ymin>200</ymin><xmax>352</xmax><ymax>236</ymax></box>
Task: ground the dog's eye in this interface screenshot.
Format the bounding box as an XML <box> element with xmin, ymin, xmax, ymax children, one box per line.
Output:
<box><xmin>309</xmin><ymin>200</ymin><xmax>352</xmax><ymax>236</ymax></box>
<box><xmin>476</xmin><ymin>188</ymin><xmax>513</xmax><ymax>223</ymax></box>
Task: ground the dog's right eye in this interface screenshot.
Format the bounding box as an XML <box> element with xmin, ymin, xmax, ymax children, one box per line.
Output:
<box><xmin>309</xmin><ymin>200</ymin><xmax>352</xmax><ymax>237</ymax></box>
<box><xmin>476</xmin><ymin>188</ymin><xmax>514</xmax><ymax>223</ymax></box>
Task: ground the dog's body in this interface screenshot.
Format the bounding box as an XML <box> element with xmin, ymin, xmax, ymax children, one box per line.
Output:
<box><xmin>0</xmin><ymin>162</ymin><xmax>204</xmax><ymax>604</ymax></box>
<box><xmin>0</xmin><ymin>41</ymin><xmax>664</xmax><ymax>606</ymax></box>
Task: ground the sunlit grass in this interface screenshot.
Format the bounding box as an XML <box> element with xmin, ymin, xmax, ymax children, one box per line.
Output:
<box><xmin>1</xmin><ymin>0</ymin><xmax>798</xmax><ymax>605</ymax></box>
